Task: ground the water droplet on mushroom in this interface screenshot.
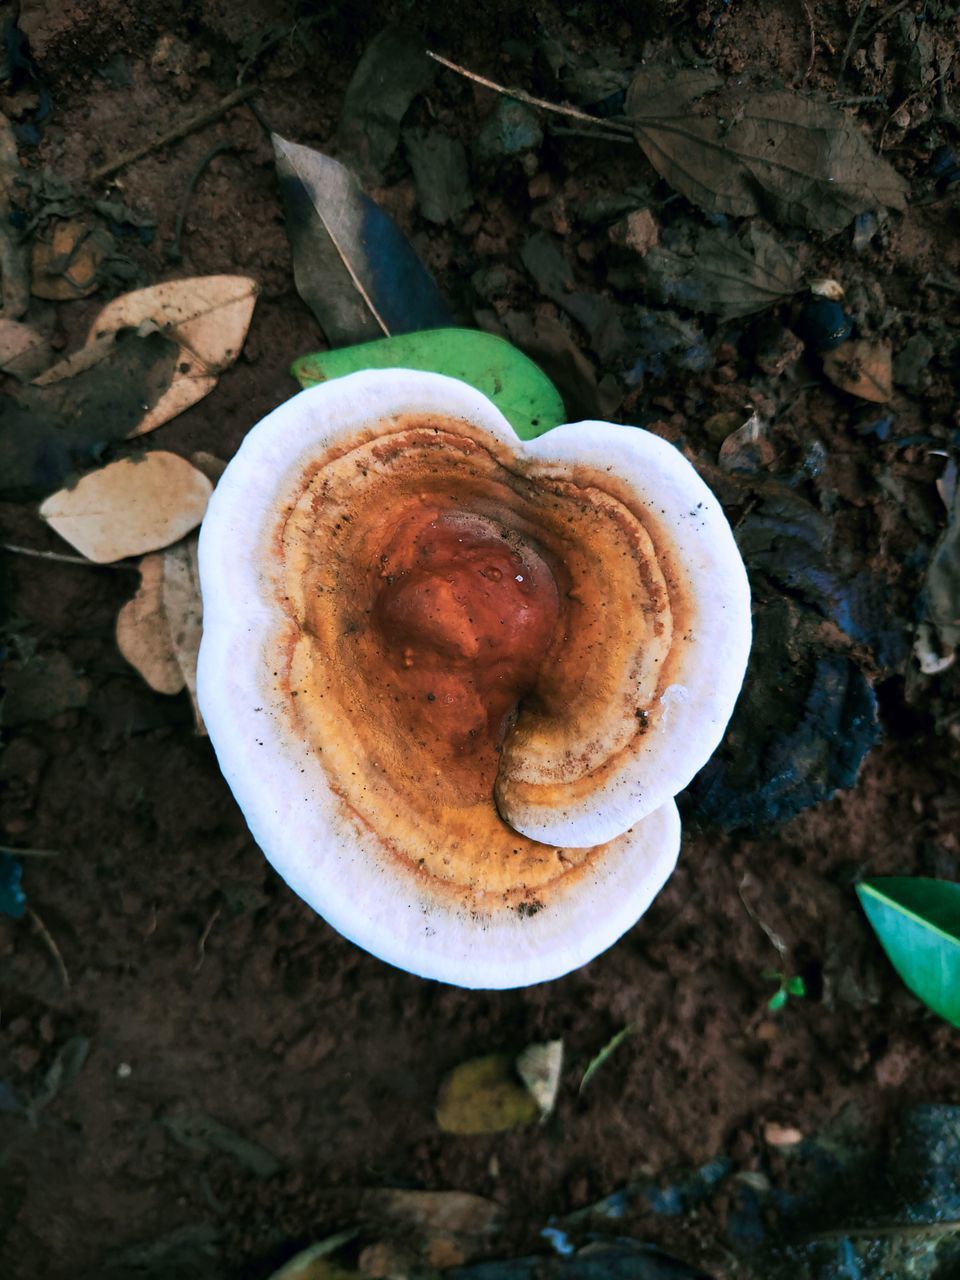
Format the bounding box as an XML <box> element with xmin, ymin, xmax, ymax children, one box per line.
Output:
<box><xmin>515</xmin><ymin>575</ymin><xmax>524</xmax><ymax>582</ymax></box>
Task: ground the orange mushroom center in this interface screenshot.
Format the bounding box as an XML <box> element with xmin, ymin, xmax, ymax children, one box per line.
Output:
<box><xmin>373</xmin><ymin>509</ymin><xmax>562</xmax><ymax>760</ymax></box>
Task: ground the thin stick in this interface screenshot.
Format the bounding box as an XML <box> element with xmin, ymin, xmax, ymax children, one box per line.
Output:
<box><xmin>738</xmin><ymin>874</ymin><xmax>788</xmax><ymax>959</ymax></box>
<box><xmin>838</xmin><ymin>0</ymin><xmax>872</xmax><ymax>82</ymax></box>
<box><xmin>0</xmin><ymin>846</ymin><xmax>60</xmax><ymax>858</ymax></box>
<box><xmin>2</xmin><ymin>543</ymin><xmax>135</xmax><ymax>570</ymax></box>
<box><xmin>550</xmin><ymin>125</ymin><xmax>634</xmax><ymax>144</ymax></box>
<box><xmin>801</xmin><ymin>0</ymin><xmax>817</xmax><ymax>82</ymax></box>
<box><xmin>89</xmin><ymin>84</ymin><xmax>257</xmax><ymax>183</ymax></box>
<box><xmin>426</xmin><ymin>51</ymin><xmax>633</xmax><ymax>135</ymax></box>
<box><xmin>194</xmin><ymin>905</ymin><xmax>221</xmax><ymax>972</ymax></box>
<box><xmin>878</xmin><ymin>61</ymin><xmax>955</xmax><ymax>151</ymax></box>
<box><xmin>923</xmin><ymin>275</ymin><xmax>960</xmax><ymax>294</ymax></box>
<box><xmin>26</xmin><ymin>908</ymin><xmax>70</xmax><ymax>993</ymax></box>
<box><xmin>169</xmin><ymin>143</ymin><xmax>237</xmax><ymax>261</ymax></box>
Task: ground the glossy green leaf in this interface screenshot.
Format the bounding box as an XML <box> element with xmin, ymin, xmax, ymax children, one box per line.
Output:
<box><xmin>291</xmin><ymin>328</ymin><xmax>566</xmax><ymax>440</ymax></box>
<box><xmin>767</xmin><ymin>989</ymin><xmax>788</xmax><ymax>1012</ymax></box>
<box><xmin>785</xmin><ymin>975</ymin><xmax>806</xmax><ymax>997</ymax></box>
<box><xmin>857</xmin><ymin>877</ymin><xmax>960</xmax><ymax>1027</ymax></box>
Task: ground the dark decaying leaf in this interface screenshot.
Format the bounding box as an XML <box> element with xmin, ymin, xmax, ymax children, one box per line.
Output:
<box><xmin>924</xmin><ymin>485</ymin><xmax>960</xmax><ymax>653</ymax></box>
<box><xmin>636</xmin><ymin>223</ymin><xmax>803</xmax><ymax>320</ymax></box>
<box><xmin>626</xmin><ymin>68</ymin><xmax>909</xmax><ymax>234</ymax></box>
<box><xmin>686</xmin><ymin>597</ymin><xmax>880</xmax><ymax>831</ymax></box>
<box><xmin>2</xmin><ymin>651</ymin><xmax>92</xmax><ymax>727</ymax></box>
<box><xmin>0</xmin><ymin>852</ymin><xmax>26</xmax><ymax>919</ymax></box>
<box><xmin>450</xmin><ymin>1240</ymin><xmax>713</xmax><ymax>1279</ymax></box>
<box><xmin>857</xmin><ymin>878</ymin><xmax>960</xmax><ymax>1027</ymax></box>
<box><xmin>492</xmin><ymin>310</ymin><xmax>617</xmax><ymax>420</ymax></box>
<box><xmin>0</xmin><ymin>328</ymin><xmax>179</xmax><ymax>499</ymax></box>
<box><xmin>273</xmin><ymin>134</ymin><xmax>453</xmax><ymax>347</ymax></box>
<box><xmin>521</xmin><ymin>232</ymin><xmax>628</xmax><ymax>362</ymax></box>
<box><xmin>336</xmin><ymin>26</ymin><xmax>435</xmax><ymax>180</ymax></box>
<box><xmin>161</xmin><ymin>1110</ymin><xmax>280</xmax><ymax>1178</ymax></box>
<box><xmin>404</xmin><ymin>127</ymin><xmax>473</xmax><ymax>225</ymax></box>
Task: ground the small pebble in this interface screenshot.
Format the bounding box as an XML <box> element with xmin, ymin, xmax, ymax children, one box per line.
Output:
<box><xmin>116</xmin><ymin>1062</ymin><xmax>133</xmax><ymax>1079</ymax></box>
<box><xmin>764</xmin><ymin>1122</ymin><xmax>804</xmax><ymax>1147</ymax></box>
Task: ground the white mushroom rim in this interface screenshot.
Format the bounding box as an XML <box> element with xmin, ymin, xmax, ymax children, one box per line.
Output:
<box><xmin>197</xmin><ymin>370</ymin><xmax>751</xmax><ymax>988</ymax></box>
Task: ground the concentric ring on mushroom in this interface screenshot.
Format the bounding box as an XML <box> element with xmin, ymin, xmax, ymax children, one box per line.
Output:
<box><xmin>198</xmin><ymin>370</ymin><xmax>751</xmax><ymax>988</ymax></box>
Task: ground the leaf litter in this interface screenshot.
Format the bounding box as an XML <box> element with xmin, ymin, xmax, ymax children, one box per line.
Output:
<box><xmin>626</xmin><ymin>67</ymin><xmax>909</xmax><ymax>235</ymax></box>
<box><xmin>273</xmin><ymin>134</ymin><xmax>453</xmax><ymax>346</ymax></box>
<box><xmin>116</xmin><ymin>535</ymin><xmax>205</xmax><ymax>733</ymax></box>
<box><xmin>39</xmin><ymin>452</ymin><xmax>212</xmax><ymax>563</ymax></box>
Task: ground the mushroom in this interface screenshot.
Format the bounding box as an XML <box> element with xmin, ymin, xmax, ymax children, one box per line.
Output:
<box><xmin>197</xmin><ymin>370</ymin><xmax>750</xmax><ymax>988</ymax></box>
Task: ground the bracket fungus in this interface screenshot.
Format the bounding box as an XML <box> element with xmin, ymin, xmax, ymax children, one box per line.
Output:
<box><xmin>197</xmin><ymin>370</ymin><xmax>751</xmax><ymax>987</ymax></box>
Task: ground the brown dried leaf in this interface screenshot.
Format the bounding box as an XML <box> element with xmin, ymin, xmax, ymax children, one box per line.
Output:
<box><xmin>435</xmin><ymin>1053</ymin><xmax>539</xmax><ymax>1134</ymax></box>
<box><xmin>116</xmin><ymin>537</ymin><xmax>204</xmax><ymax>732</ymax></box>
<box><xmin>822</xmin><ymin>339</ymin><xmax>893</xmax><ymax>403</ymax></box>
<box><xmin>626</xmin><ymin>69</ymin><xmax>909</xmax><ymax>234</ymax></box>
<box><xmin>31</xmin><ymin>220</ymin><xmax>115</xmax><ymax>300</ymax></box>
<box><xmin>85</xmin><ymin>275</ymin><xmax>258</xmax><ymax>436</ymax></box>
<box><xmin>39</xmin><ymin>452</ymin><xmax>212</xmax><ymax>563</ymax></box>
<box><xmin>360</xmin><ymin>1189</ymin><xmax>505</xmax><ymax>1270</ymax></box>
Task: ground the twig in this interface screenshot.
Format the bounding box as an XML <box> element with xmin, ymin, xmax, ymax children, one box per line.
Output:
<box><xmin>838</xmin><ymin>0</ymin><xmax>872</xmax><ymax>82</ymax></box>
<box><xmin>0</xmin><ymin>846</ymin><xmax>60</xmax><ymax>858</ymax></box>
<box><xmin>922</xmin><ymin>274</ymin><xmax>960</xmax><ymax>294</ymax></box>
<box><xmin>26</xmin><ymin>908</ymin><xmax>70</xmax><ymax>993</ymax></box>
<box><xmin>801</xmin><ymin>0</ymin><xmax>817</xmax><ymax>83</ymax></box>
<box><xmin>89</xmin><ymin>84</ymin><xmax>257</xmax><ymax>183</ymax></box>
<box><xmin>2</xmin><ymin>543</ymin><xmax>136</xmax><ymax>570</ymax></box>
<box><xmin>829</xmin><ymin>94</ymin><xmax>886</xmax><ymax>106</ymax></box>
<box><xmin>738</xmin><ymin>874</ymin><xmax>788</xmax><ymax>959</ymax></box>
<box><xmin>801</xmin><ymin>1219</ymin><xmax>960</xmax><ymax>1244</ymax></box>
<box><xmin>169</xmin><ymin>143</ymin><xmax>237</xmax><ymax>261</ymax></box>
<box><xmin>426</xmin><ymin>50</ymin><xmax>633</xmax><ymax>135</ymax></box>
<box><xmin>194</xmin><ymin>905</ymin><xmax>221</xmax><ymax>972</ymax></box>
<box><xmin>549</xmin><ymin>125</ymin><xmax>634</xmax><ymax>144</ymax></box>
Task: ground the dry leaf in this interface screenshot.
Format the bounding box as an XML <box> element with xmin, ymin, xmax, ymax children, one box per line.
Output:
<box><xmin>638</xmin><ymin>223</ymin><xmax>802</xmax><ymax>319</ymax></box>
<box><xmin>190</xmin><ymin>451</ymin><xmax>228</xmax><ymax>485</ymax></box>
<box><xmin>516</xmin><ymin>1039</ymin><xmax>563</xmax><ymax>1118</ymax></box>
<box><xmin>435</xmin><ymin>1053</ymin><xmax>540</xmax><ymax>1134</ymax></box>
<box><xmin>0</xmin><ymin>318</ymin><xmax>51</xmax><ymax>379</ymax></box>
<box><xmin>360</xmin><ymin>1189</ymin><xmax>504</xmax><ymax>1269</ymax></box>
<box><xmin>627</xmin><ymin>69</ymin><xmax>909</xmax><ymax>235</ymax></box>
<box><xmin>822</xmin><ymin>339</ymin><xmax>893</xmax><ymax>403</ymax></box>
<box><xmin>85</xmin><ymin>275</ymin><xmax>258</xmax><ymax>436</ymax></box>
<box><xmin>31</xmin><ymin>219</ymin><xmax>115</xmax><ymax>300</ymax></box>
<box><xmin>116</xmin><ymin>537</ymin><xmax>205</xmax><ymax>731</ymax></box>
<box><xmin>40</xmin><ymin>452</ymin><xmax>212</xmax><ymax>563</ymax></box>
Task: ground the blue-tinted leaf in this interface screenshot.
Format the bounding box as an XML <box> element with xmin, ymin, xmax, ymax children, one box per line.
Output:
<box><xmin>857</xmin><ymin>878</ymin><xmax>960</xmax><ymax>1027</ymax></box>
<box><xmin>273</xmin><ymin>135</ymin><xmax>453</xmax><ymax>347</ymax></box>
<box><xmin>0</xmin><ymin>853</ymin><xmax>26</xmax><ymax>919</ymax></box>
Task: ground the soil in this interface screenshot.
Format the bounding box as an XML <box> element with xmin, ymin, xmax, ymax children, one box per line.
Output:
<box><xmin>2</xmin><ymin>2</ymin><xmax>959</xmax><ymax>1278</ymax></box>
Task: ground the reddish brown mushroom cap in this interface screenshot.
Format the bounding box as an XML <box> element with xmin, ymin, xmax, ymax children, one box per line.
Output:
<box><xmin>197</xmin><ymin>371</ymin><xmax>749</xmax><ymax>987</ymax></box>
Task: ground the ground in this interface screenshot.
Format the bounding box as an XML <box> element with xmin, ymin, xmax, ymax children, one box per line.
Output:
<box><xmin>1</xmin><ymin>1</ymin><xmax>959</xmax><ymax>1278</ymax></box>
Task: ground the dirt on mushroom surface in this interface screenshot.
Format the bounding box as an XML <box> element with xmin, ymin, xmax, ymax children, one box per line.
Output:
<box><xmin>1</xmin><ymin>1</ymin><xmax>959</xmax><ymax>1278</ymax></box>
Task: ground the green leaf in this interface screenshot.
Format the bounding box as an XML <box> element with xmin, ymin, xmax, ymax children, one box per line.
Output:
<box><xmin>785</xmin><ymin>975</ymin><xmax>806</xmax><ymax>997</ymax></box>
<box><xmin>857</xmin><ymin>878</ymin><xmax>960</xmax><ymax>1027</ymax></box>
<box><xmin>767</xmin><ymin>989</ymin><xmax>788</xmax><ymax>1012</ymax></box>
<box><xmin>579</xmin><ymin>1024</ymin><xmax>638</xmax><ymax>1094</ymax></box>
<box><xmin>291</xmin><ymin>328</ymin><xmax>566</xmax><ymax>441</ymax></box>
<box><xmin>435</xmin><ymin>1053</ymin><xmax>540</xmax><ymax>1134</ymax></box>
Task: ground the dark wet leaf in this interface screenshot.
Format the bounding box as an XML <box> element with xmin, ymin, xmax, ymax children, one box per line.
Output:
<box><xmin>451</xmin><ymin>1240</ymin><xmax>713</xmax><ymax>1279</ymax></box>
<box><xmin>83</xmin><ymin>1224</ymin><xmax>221</xmax><ymax>1280</ymax></box>
<box><xmin>0</xmin><ymin>852</ymin><xmax>26</xmax><ymax>919</ymax></box>
<box><xmin>857</xmin><ymin>878</ymin><xmax>960</xmax><ymax>1027</ymax></box>
<box><xmin>292</xmin><ymin>328</ymin><xmax>565</xmax><ymax>440</ymax></box>
<box><xmin>273</xmin><ymin>135</ymin><xmax>453</xmax><ymax>347</ymax></box>
<box><xmin>521</xmin><ymin>232</ymin><xmax>627</xmax><ymax>361</ymax></box>
<box><xmin>728</xmin><ymin>1104</ymin><xmax>960</xmax><ymax>1278</ymax></box>
<box><xmin>540</xmin><ymin>34</ymin><xmax>633</xmax><ymax>107</ymax></box>
<box><xmin>337</xmin><ymin>27</ymin><xmax>435</xmax><ymax>180</ymax></box>
<box><xmin>0</xmin><ymin>328</ymin><xmax>179</xmax><ymax>499</ymax></box>
<box><xmin>925</xmin><ymin>485</ymin><xmax>960</xmax><ymax>654</ymax></box>
<box><xmin>161</xmin><ymin>1109</ymin><xmax>280</xmax><ymax>1178</ymax></box>
<box><xmin>622</xmin><ymin>308</ymin><xmax>713</xmax><ymax>385</ymax></box>
<box><xmin>636</xmin><ymin>224</ymin><xmax>803</xmax><ymax>320</ymax></box>
<box><xmin>626</xmin><ymin>68</ymin><xmax>909</xmax><ymax>234</ymax></box>
<box><xmin>28</xmin><ymin>1035</ymin><xmax>89</xmax><ymax>1120</ymax></box>
<box><xmin>404</xmin><ymin>127</ymin><xmax>473</xmax><ymax>225</ymax></box>
<box><xmin>686</xmin><ymin>598</ymin><xmax>881</xmax><ymax>831</ymax></box>
<box><xmin>2</xmin><ymin>651</ymin><xmax>92</xmax><ymax>727</ymax></box>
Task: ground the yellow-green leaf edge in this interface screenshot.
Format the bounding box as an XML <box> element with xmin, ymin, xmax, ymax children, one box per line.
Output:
<box><xmin>856</xmin><ymin>877</ymin><xmax>960</xmax><ymax>1028</ymax></box>
<box><xmin>291</xmin><ymin>328</ymin><xmax>566</xmax><ymax>440</ymax></box>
